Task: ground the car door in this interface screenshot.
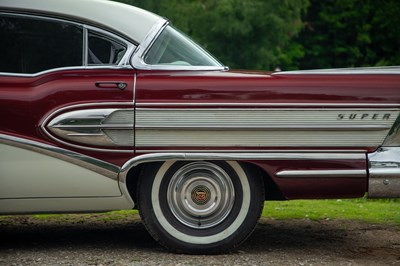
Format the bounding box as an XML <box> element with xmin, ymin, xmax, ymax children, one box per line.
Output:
<box><xmin>0</xmin><ymin>13</ymin><xmax>135</xmax><ymax>199</ymax></box>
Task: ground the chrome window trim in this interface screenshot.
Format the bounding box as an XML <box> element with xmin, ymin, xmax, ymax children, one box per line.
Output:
<box><xmin>1</xmin><ymin>0</ymin><xmax>162</xmax><ymax>45</ymax></box>
<box><xmin>0</xmin><ymin>134</ymin><xmax>120</xmax><ymax>180</ymax></box>
<box><xmin>0</xmin><ymin>65</ymin><xmax>134</xmax><ymax>78</ymax></box>
<box><xmin>131</xmin><ymin>21</ymin><xmax>226</xmax><ymax>71</ymax></box>
<box><xmin>0</xmin><ymin>12</ymin><xmax>136</xmax><ymax>77</ymax></box>
<box><xmin>84</xmin><ymin>25</ymin><xmax>137</xmax><ymax>67</ymax></box>
<box><xmin>82</xmin><ymin>24</ymin><xmax>88</xmax><ymax>66</ymax></box>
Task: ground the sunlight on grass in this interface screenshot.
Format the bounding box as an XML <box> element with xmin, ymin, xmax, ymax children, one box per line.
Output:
<box><xmin>262</xmin><ymin>198</ymin><xmax>400</xmax><ymax>225</ymax></box>
<box><xmin>1</xmin><ymin>199</ymin><xmax>398</xmax><ymax>226</ymax></box>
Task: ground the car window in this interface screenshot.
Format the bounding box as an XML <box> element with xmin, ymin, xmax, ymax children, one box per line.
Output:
<box><xmin>144</xmin><ymin>25</ymin><xmax>222</xmax><ymax>67</ymax></box>
<box><xmin>0</xmin><ymin>14</ymin><xmax>83</xmax><ymax>74</ymax></box>
<box><xmin>88</xmin><ymin>31</ymin><xmax>127</xmax><ymax>65</ymax></box>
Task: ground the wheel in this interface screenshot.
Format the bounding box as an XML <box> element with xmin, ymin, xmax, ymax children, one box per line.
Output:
<box><xmin>138</xmin><ymin>160</ymin><xmax>264</xmax><ymax>254</ymax></box>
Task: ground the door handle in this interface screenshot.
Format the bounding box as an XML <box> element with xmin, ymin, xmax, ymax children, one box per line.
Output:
<box><xmin>95</xmin><ymin>82</ymin><xmax>127</xmax><ymax>90</ymax></box>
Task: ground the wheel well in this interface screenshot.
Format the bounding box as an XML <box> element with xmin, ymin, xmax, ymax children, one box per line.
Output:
<box><xmin>240</xmin><ymin>162</ymin><xmax>286</xmax><ymax>201</ymax></box>
<box><xmin>125</xmin><ymin>163</ymin><xmax>144</xmax><ymax>209</ymax></box>
<box><xmin>125</xmin><ymin>160</ymin><xmax>285</xmax><ymax>209</ymax></box>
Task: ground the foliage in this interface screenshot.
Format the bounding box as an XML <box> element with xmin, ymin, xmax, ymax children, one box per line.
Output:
<box><xmin>115</xmin><ymin>0</ymin><xmax>399</xmax><ymax>70</ymax></box>
<box><xmin>296</xmin><ymin>0</ymin><xmax>400</xmax><ymax>69</ymax></box>
<box><xmin>117</xmin><ymin>0</ymin><xmax>309</xmax><ymax>70</ymax></box>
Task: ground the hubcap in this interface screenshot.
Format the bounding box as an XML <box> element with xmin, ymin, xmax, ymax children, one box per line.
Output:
<box><xmin>167</xmin><ymin>162</ymin><xmax>235</xmax><ymax>229</ymax></box>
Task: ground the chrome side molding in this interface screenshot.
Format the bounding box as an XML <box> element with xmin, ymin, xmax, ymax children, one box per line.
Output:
<box><xmin>0</xmin><ymin>134</ymin><xmax>120</xmax><ymax>180</ymax></box>
<box><xmin>368</xmin><ymin>147</ymin><xmax>400</xmax><ymax>198</ymax></box>
<box><xmin>46</xmin><ymin>109</ymin><xmax>134</xmax><ymax>148</ymax></box>
<box><xmin>276</xmin><ymin>169</ymin><xmax>366</xmax><ymax>179</ymax></box>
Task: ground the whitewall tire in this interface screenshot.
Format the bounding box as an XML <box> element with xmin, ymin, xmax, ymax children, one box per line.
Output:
<box><xmin>138</xmin><ymin>160</ymin><xmax>264</xmax><ymax>254</ymax></box>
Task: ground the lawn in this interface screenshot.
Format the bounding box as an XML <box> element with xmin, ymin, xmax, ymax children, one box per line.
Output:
<box><xmin>263</xmin><ymin>198</ymin><xmax>400</xmax><ymax>225</ymax></box>
<box><xmin>1</xmin><ymin>198</ymin><xmax>399</xmax><ymax>226</ymax></box>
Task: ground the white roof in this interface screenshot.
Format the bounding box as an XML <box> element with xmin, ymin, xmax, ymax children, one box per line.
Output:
<box><xmin>0</xmin><ymin>0</ymin><xmax>166</xmax><ymax>43</ymax></box>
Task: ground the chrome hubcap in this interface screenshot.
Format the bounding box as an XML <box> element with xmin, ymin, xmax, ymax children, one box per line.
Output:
<box><xmin>167</xmin><ymin>162</ymin><xmax>235</xmax><ymax>229</ymax></box>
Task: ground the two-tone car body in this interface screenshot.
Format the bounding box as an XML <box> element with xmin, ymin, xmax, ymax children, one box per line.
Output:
<box><xmin>1</xmin><ymin>0</ymin><xmax>399</xmax><ymax>254</ymax></box>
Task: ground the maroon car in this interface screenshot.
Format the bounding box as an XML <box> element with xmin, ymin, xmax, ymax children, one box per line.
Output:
<box><xmin>1</xmin><ymin>0</ymin><xmax>399</xmax><ymax>254</ymax></box>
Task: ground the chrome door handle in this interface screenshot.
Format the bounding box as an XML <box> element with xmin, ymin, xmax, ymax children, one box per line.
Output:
<box><xmin>95</xmin><ymin>82</ymin><xmax>127</xmax><ymax>90</ymax></box>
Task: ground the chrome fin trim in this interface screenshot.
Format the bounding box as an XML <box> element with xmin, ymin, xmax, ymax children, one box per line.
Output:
<box><xmin>0</xmin><ymin>134</ymin><xmax>120</xmax><ymax>180</ymax></box>
<box><xmin>368</xmin><ymin>147</ymin><xmax>400</xmax><ymax>198</ymax></box>
<box><xmin>44</xmin><ymin>108</ymin><xmax>134</xmax><ymax>151</ymax></box>
<box><xmin>383</xmin><ymin>112</ymin><xmax>400</xmax><ymax>146</ymax></box>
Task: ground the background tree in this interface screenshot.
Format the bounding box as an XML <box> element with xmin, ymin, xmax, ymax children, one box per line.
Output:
<box><xmin>116</xmin><ymin>0</ymin><xmax>400</xmax><ymax>70</ymax></box>
<box><xmin>117</xmin><ymin>0</ymin><xmax>308</xmax><ymax>70</ymax></box>
<box><xmin>297</xmin><ymin>0</ymin><xmax>400</xmax><ymax>69</ymax></box>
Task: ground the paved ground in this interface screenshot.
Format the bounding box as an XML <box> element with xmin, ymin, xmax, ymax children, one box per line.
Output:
<box><xmin>0</xmin><ymin>214</ymin><xmax>399</xmax><ymax>265</ymax></box>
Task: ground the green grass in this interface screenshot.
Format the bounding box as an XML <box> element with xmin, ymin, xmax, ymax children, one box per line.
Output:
<box><xmin>262</xmin><ymin>198</ymin><xmax>400</xmax><ymax>225</ymax></box>
<box><xmin>1</xmin><ymin>199</ymin><xmax>399</xmax><ymax>226</ymax></box>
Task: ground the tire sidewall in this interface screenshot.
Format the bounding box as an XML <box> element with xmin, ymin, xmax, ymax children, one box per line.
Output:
<box><xmin>139</xmin><ymin>160</ymin><xmax>262</xmax><ymax>253</ymax></box>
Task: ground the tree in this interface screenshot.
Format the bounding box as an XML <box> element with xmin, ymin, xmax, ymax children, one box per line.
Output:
<box><xmin>116</xmin><ymin>0</ymin><xmax>309</xmax><ymax>70</ymax></box>
<box><xmin>297</xmin><ymin>0</ymin><xmax>400</xmax><ymax>69</ymax></box>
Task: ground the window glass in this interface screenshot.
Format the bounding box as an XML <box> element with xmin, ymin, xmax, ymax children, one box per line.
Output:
<box><xmin>0</xmin><ymin>15</ymin><xmax>83</xmax><ymax>74</ymax></box>
<box><xmin>144</xmin><ymin>26</ymin><xmax>222</xmax><ymax>67</ymax></box>
<box><xmin>88</xmin><ymin>31</ymin><xmax>127</xmax><ymax>65</ymax></box>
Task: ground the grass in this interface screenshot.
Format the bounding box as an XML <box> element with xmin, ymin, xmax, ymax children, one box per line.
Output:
<box><xmin>262</xmin><ymin>198</ymin><xmax>400</xmax><ymax>226</ymax></box>
<box><xmin>1</xmin><ymin>199</ymin><xmax>399</xmax><ymax>226</ymax></box>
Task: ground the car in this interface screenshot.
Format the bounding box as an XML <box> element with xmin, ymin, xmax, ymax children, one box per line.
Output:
<box><xmin>1</xmin><ymin>0</ymin><xmax>399</xmax><ymax>254</ymax></box>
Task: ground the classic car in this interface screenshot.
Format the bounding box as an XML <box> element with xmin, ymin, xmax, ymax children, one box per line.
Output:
<box><xmin>0</xmin><ymin>0</ymin><xmax>399</xmax><ymax>254</ymax></box>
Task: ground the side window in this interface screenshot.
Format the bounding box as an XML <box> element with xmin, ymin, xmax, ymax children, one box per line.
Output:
<box><xmin>88</xmin><ymin>31</ymin><xmax>127</xmax><ymax>65</ymax></box>
<box><xmin>0</xmin><ymin>14</ymin><xmax>83</xmax><ymax>74</ymax></box>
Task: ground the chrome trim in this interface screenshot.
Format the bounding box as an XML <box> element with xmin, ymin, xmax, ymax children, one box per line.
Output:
<box><xmin>135</xmin><ymin>108</ymin><xmax>399</xmax><ymax>148</ymax></box>
<box><xmin>136</xmin><ymin>125</ymin><xmax>390</xmax><ymax>131</ymax></box>
<box><xmin>131</xmin><ymin>19</ymin><xmax>167</xmax><ymax>69</ymax></box>
<box><xmin>276</xmin><ymin>169</ymin><xmax>366</xmax><ymax>178</ymax></box>
<box><xmin>1</xmin><ymin>0</ymin><xmax>163</xmax><ymax>44</ymax></box>
<box><xmin>41</xmin><ymin>103</ymin><xmax>134</xmax><ymax>153</ymax></box>
<box><xmin>383</xmin><ymin>113</ymin><xmax>400</xmax><ymax>146</ymax></box>
<box><xmin>83</xmin><ymin>24</ymin><xmax>88</xmax><ymax>66</ymax></box>
<box><xmin>167</xmin><ymin>161</ymin><xmax>235</xmax><ymax>229</ymax></box>
<box><xmin>131</xmin><ymin>21</ymin><xmax>226</xmax><ymax>71</ymax></box>
<box><xmin>0</xmin><ymin>65</ymin><xmax>134</xmax><ymax>78</ymax></box>
<box><xmin>273</xmin><ymin>66</ymin><xmax>400</xmax><ymax>75</ymax></box>
<box><xmin>47</xmin><ymin>109</ymin><xmax>134</xmax><ymax>147</ymax></box>
<box><xmin>119</xmin><ymin>152</ymin><xmax>366</xmax><ymax>182</ymax></box>
<box><xmin>136</xmin><ymin>149</ymin><xmax>369</xmax><ymax>153</ymax></box>
<box><xmin>84</xmin><ymin>25</ymin><xmax>137</xmax><ymax>67</ymax></box>
<box><xmin>0</xmin><ymin>134</ymin><xmax>120</xmax><ymax>180</ymax></box>
<box><xmin>368</xmin><ymin>147</ymin><xmax>400</xmax><ymax>198</ymax></box>
<box><xmin>136</xmin><ymin>102</ymin><xmax>400</xmax><ymax>108</ymax></box>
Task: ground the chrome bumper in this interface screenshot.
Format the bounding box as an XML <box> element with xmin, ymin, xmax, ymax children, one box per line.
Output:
<box><xmin>368</xmin><ymin>147</ymin><xmax>400</xmax><ymax>198</ymax></box>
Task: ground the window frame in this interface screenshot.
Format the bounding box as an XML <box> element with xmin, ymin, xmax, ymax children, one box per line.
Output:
<box><xmin>131</xmin><ymin>21</ymin><xmax>227</xmax><ymax>71</ymax></box>
<box><xmin>0</xmin><ymin>12</ymin><xmax>136</xmax><ymax>77</ymax></box>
